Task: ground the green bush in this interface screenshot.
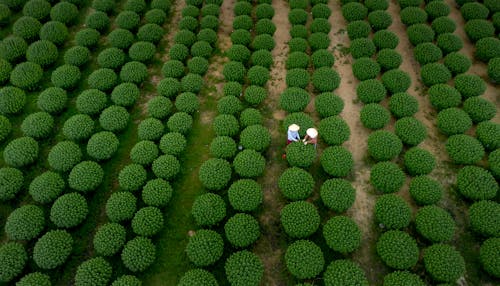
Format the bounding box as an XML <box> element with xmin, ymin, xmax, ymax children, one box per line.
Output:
<box><xmin>176</xmin><ymin>92</ymin><xmax>199</xmax><ymax>114</ymax></box>
<box><xmin>321</xmin><ymin>146</ymin><xmax>353</xmax><ymax>177</ymax></box>
<box><xmin>403</xmin><ymin>147</ymin><xmax>436</xmax><ymax>175</ymax></box>
<box><xmin>428</xmin><ymin>84</ymin><xmax>461</xmax><ymax>111</ymax></box>
<box><xmin>124</xmin><ymin>0</ymin><xmax>145</xmax><ymax>13</ymax></box>
<box><xmin>0</xmin><ymin>87</ymin><xmax>25</xmax><ymax>115</ymax></box>
<box><xmin>383</xmin><ymin>271</ymin><xmax>426</xmax><ymax>286</ymax></box>
<box><xmin>312</xmin><ymin>3</ymin><xmax>331</xmax><ymax>19</ymax></box>
<box><xmin>97</xmin><ymin>48</ymin><xmax>125</xmax><ymax>69</ymax></box>
<box><xmin>376</xmin><ymin>230</ymin><xmax>419</xmax><ymax>269</ymax></box>
<box><xmin>475</xmin><ymin>37</ymin><xmax>500</xmax><ymax>62</ymax></box>
<box><xmin>29</xmin><ymin>171</ymin><xmax>64</xmax><ymax>204</ymax></box>
<box><xmin>457</xmin><ymin>166</ymin><xmax>498</xmax><ymax>201</ymax></box>
<box><xmin>121</xmin><ymin>236</ymin><xmax>156</xmax><ymax>272</ymax></box>
<box><xmin>288</xmin><ymin>38</ymin><xmax>308</xmax><ymax>53</ymax></box>
<box><xmin>311</xmin><ymin>18</ymin><xmax>331</xmax><ymax>34</ymax></box>
<box><xmin>223</xmin><ymin>61</ymin><xmax>246</xmax><ymax>83</ymax></box>
<box><xmin>368</xmin><ymin>10</ymin><xmax>392</xmax><ymax>31</ymax></box>
<box><xmin>233</xmin><ymin>14</ymin><xmax>253</xmax><ymax>30</ymax></box>
<box><xmin>460</xmin><ymin>2</ymin><xmax>488</xmax><ymax>21</ymax></box>
<box><xmin>353</xmin><ymin>57</ymin><xmax>380</xmax><ymax>81</ymax></box>
<box><xmin>252</xmin><ymin>34</ymin><xmax>275</xmax><ymax>51</ymax></box>
<box><xmin>240</xmin><ymin>108</ymin><xmax>263</xmax><ymax>127</ymax></box>
<box><xmin>421</xmin><ymin>63</ymin><xmax>452</xmax><ymax>87</ymax></box>
<box><xmin>225</xmin><ymin>213</ymin><xmax>260</xmax><ymax>248</ymax></box>
<box><xmin>319</xmin><ymin>116</ymin><xmax>350</xmax><ymax>146</ymax></box>
<box><xmin>289</xmin><ymin>8</ymin><xmax>308</xmax><ymax>25</ymax></box>
<box><xmin>0</xmin><ymin>115</ymin><xmax>10</xmax><ymax>142</ymax></box>
<box><xmin>191</xmin><ymin>193</ymin><xmax>226</xmax><ymax>226</ymax></box>
<box><xmin>342</xmin><ymin>2</ymin><xmax>368</xmax><ymax>22</ymax></box>
<box><xmin>285</xmin><ymin>240</ymin><xmax>324</xmax><ymax>279</ymax></box>
<box><xmin>255</xmin><ymin>19</ymin><xmax>276</xmax><ymax>35</ymax></box>
<box><xmin>13</xmin><ymin>16</ymin><xmax>41</xmax><ymax>40</ymax></box>
<box><xmin>360</xmin><ymin>104</ymin><xmax>390</xmax><ymax>130</ymax></box>
<box><xmin>231</xmin><ymin>29</ymin><xmax>251</xmax><ymax>46</ymax></box>
<box><xmin>425</xmin><ymin>1</ymin><xmax>449</xmax><ymax>19</ymax></box>
<box><xmin>228</xmin><ymin>179</ymin><xmax>262</xmax><ymax>212</ymax></box>
<box><xmin>414</xmin><ymin>42</ymin><xmax>442</xmax><ymax>65</ymax></box>
<box><xmin>75</xmin><ymin>28</ymin><xmax>100</xmax><ymax>47</ymax></box>
<box><xmin>367</xmin><ymin>131</ymin><xmax>403</xmax><ymax>161</ymax></box>
<box><xmin>88</xmin><ymin>68</ymin><xmax>117</xmax><ymax>91</ymax></box>
<box><xmin>443</xmin><ymin>52</ymin><xmax>471</xmax><ymax>75</ymax></box>
<box><xmin>21</xmin><ymin>111</ymin><xmax>54</xmax><ymax>139</ymax></box>
<box><xmin>289</xmin><ymin>0</ymin><xmax>307</xmax><ymax>9</ymax></box>
<box><xmin>40</xmin><ymin>21</ymin><xmax>68</xmax><ymax>46</ymax></box>
<box><xmin>323</xmin><ymin>260</ymin><xmax>368</xmax><ymax>286</ymax></box>
<box><xmin>470</xmin><ymin>200</ymin><xmax>500</xmax><ymax>237</ymax></box>
<box><xmin>423</xmin><ymin>244</ymin><xmax>465</xmax><ymax>283</ymax></box>
<box><xmin>431</xmin><ymin>16</ymin><xmax>456</xmax><ymax>35</ymax></box>
<box><xmin>323</xmin><ymin>216</ymin><xmax>361</xmax><ymax>253</ymax></box>
<box><xmin>463</xmin><ymin>97</ymin><xmax>496</xmax><ymax>123</ymax></box>
<box><xmin>106</xmin><ymin>192</ymin><xmax>137</xmax><ymax>222</ymax></box>
<box><xmin>279</xmin><ymin>167</ymin><xmax>314</xmax><ymax>200</ymax></box>
<box><xmin>3</xmin><ymin>136</ymin><xmax>38</xmax><ymax>167</ymax></box>
<box><xmin>199</xmin><ymin>158</ymin><xmax>232</xmax><ymax>190</ymax></box>
<box><xmin>250</xmin><ymin>50</ymin><xmax>273</xmax><ymax>68</ymax></box>
<box><xmin>247</xmin><ymin>65</ymin><xmax>269</xmax><ymax>86</ymax></box>
<box><xmin>87</xmin><ymin>131</ymin><xmax>119</xmax><ymax>161</ymax></box>
<box><xmin>209</xmin><ymin>136</ymin><xmax>236</xmax><ymax>159</ymax></box>
<box><xmin>488</xmin><ymin>57</ymin><xmax>500</xmax><ymax>83</ymax></box>
<box><xmin>407</xmin><ymin>24</ymin><xmax>435</xmax><ymax>46</ymax></box>
<box><xmin>395</xmin><ymin>117</ymin><xmax>427</xmax><ymax>146</ymax></box>
<box><xmin>178</xmin><ymin>269</ymin><xmax>218</xmax><ymax>286</ymax></box>
<box><xmin>371</xmin><ymin>162</ymin><xmax>405</xmax><ymax>193</ymax></box>
<box><xmin>92</xmin><ymin>0</ymin><xmax>114</xmax><ymax>12</ymax></box>
<box><xmin>280</xmin><ymin>86</ymin><xmax>310</xmax><ymax>112</ymax></box>
<box><xmin>454</xmin><ymin>73</ymin><xmax>486</xmax><ymax>98</ymax></box>
<box><xmin>445</xmin><ymin>134</ymin><xmax>485</xmax><ymax>165</ymax></box>
<box><xmin>0</xmin><ymin>36</ymin><xmax>24</xmax><ymax>62</ymax></box>
<box><xmin>388</xmin><ymin>92</ymin><xmax>417</xmax><ymax>118</ymax></box>
<box><xmin>240</xmin><ymin>125</ymin><xmax>271</xmax><ymax>152</ymax></box>
<box><xmin>347</xmin><ymin>20</ymin><xmax>371</xmax><ymax>40</ymax></box>
<box><xmin>33</xmin><ymin>229</ymin><xmax>72</xmax><ymax>269</ymax></box>
<box><xmin>489</xmin><ymin>149</ymin><xmax>500</xmax><ymax>179</ymax></box>
<box><xmin>51</xmin><ymin>64</ymin><xmax>80</xmax><ymax>90</ymax></box>
<box><xmin>356</xmin><ymin>79</ymin><xmax>386</xmax><ymax>104</ymax></box>
<box><xmin>400</xmin><ymin>7</ymin><xmax>428</xmax><ymax>26</ymax></box>
<box><xmin>0</xmin><ymin>58</ymin><xmax>11</xmax><ymax>84</ymax></box>
<box><xmin>132</xmin><ymin>207</ymin><xmax>163</xmax><ymax>237</ymax></box>
<box><xmin>85</xmin><ymin>11</ymin><xmax>110</xmax><ymax>32</ymax></box>
<box><xmin>151</xmin><ymin>0</ymin><xmax>171</xmax><ymax>11</ymax></box>
<box><xmin>75</xmin><ymin>257</ymin><xmax>112</xmax><ymax>286</ymax></box>
<box><xmin>320</xmin><ymin>179</ymin><xmax>356</xmax><ymax>212</ymax></box>
<box><xmin>159</xmin><ymin>132</ymin><xmax>187</xmax><ymax>156</ymax></box>
<box><xmin>375</xmin><ymin>194</ymin><xmax>411</xmax><ymax>229</ymax></box>
<box><xmin>365</xmin><ymin>0</ymin><xmax>388</xmax><ymax>10</ymax></box>
<box><xmin>0</xmin><ymin>242</ymin><xmax>27</xmax><ymax>282</ymax></box>
<box><xmin>142</xmin><ymin>178</ymin><xmax>172</xmax><ymax>207</ymax></box>
<box><xmin>217</xmin><ymin>96</ymin><xmax>242</xmax><ymax>115</ymax></box>
<box><xmin>107</xmin><ymin>29</ymin><xmax>134</xmax><ymax>49</ymax></box>
<box><xmin>465</xmin><ymin>19</ymin><xmax>495</xmax><ymax>42</ymax></box>
<box><xmin>256</xmin><ymin>3</ymin><xmax>274</xmax><ymax>19</ymax></box>
<box><xmin>68</xmin><ymin>161</ymin><xmax>104</xmax><ymax>193</ymax></box>
<box><xmin>234</xmin><ymin>1</ymin><xmax>251</xmax><ymax>15</ymax></box>
<box><xmin>436</xmin><ymin>108</ymin><xmax>472</xmax><ymax>135</ymax></box>
<box><xmin>373</xmin><ymin>30</ymin><xmax>399</xmax><ymax>50</ymax></box>
<box><xmin>436</xmin><ymin>33</ymin><xmax>463</xmax><ymax>55</ymax></box>
<box><xmin>485</xmin><ymin>0</ymin><xmax>500</xmax><ymax>13</ymax></box>
<box><xmin>47</xmin><ymin>141</ymin><xmax>81</xmax><ymax>172</ymax></box>
<box><xmin>186</xmin><ymin>229</ymin><xmax>223</xmax><ymax>267</ymax></box>
<box><xmin>5</xmin><ymin>204</ymin><xmax>44</xmax><ymax>241</ymax></box>
<box><xmin>191</xmin><ymin>40</ymin><xmax>213</xmax><ymax>58</ymax></box>
<box><xmin>315</xmin><ymin>92</ymin><xmax>344</xmax><ymax>118</ymax></box>
<box><xmin>308</xmin><ymin>32</ymin><xmax>330</xmax><ymax>51</ymax></box>
<box><xmin>188</xmin><ymin>57</ymin><xmax>209</xmax><ymax>75</ymax></box>
<box><xmin>225</xmin><ymin>250</ymin><xmax>263</xmax><ymax>286</ymax></box>
<box><xmin>118</xmin><ymin>164</ymin><xmax>147</xmax><ymax>192</ymax></box>
<box><xmin>476</xmin><ymin>121</ymin><xmax>500</xmax><ymax>151</ymax></box>
<box><xmin>152</xmin><ymin>154</ymin><xmax>180</xmax><ymax>180</ymax></box>
<box><xmin>0</xmin><ymin>3</ymin><xmax>11</xmax><ymax>24</ymax></box>
<box><xmin>145</xmin><ymin>9</ymin><xmax>167</xmax><ymax>25</ymax></box>
<box><xmin>381</xmin><ymin>69</ymin><xmax>410</xmax><ymax>94</ymax></box>
<box><xmin>213</xmin><ymin>114</ymin><xmax>240</xmax><ymax>137</ymax></box>
<box><xmin>111</xmin><ymin>83</ymin><xmax>139</xmax><ymax>107</ymax></box>
<box><xmin>398</xmin><ymin>0</ymin><xmax>422</xmax><ymax>8</ymax></box>
<box><xmin>50</xmin><ymin>192</ymin><xmax>88</xmax><ymax>228</ymax></box>
<box><xmin>233</xmin><ymin>149</ymin><xmax>266</xmax><ymax>178</ymax></box>
<box><xmin>10</xmin><ymin>61</ymin><xmax>43</xmax><ymax>90</ymax></box>
<box><xmin>120</xmin><ymin>61</ymin><xmax>148</xmax><ymax>84</ymax></box>
<box><xmin>286</xmin><ymin>142</ymin><xmax>317</xmax><ymax>168</ymax></box>
<box><xmin>137</xmin><ymin>23</ymin><xmax>164</xmax><ymax>44</ymax></box>
<box><xmin>223</xmin><ymin>81</ymin><xmax>243</xmax><ymax>97</ymax></box>
<box><xmin>480</xmin><ymin>238</ymin><xmax>500</xmax><ymax>278</ymax></box>
<box><xmin>51</xmin><ymin>2</ymin><xmax>78</xmax><ymax>24</ymax></box>
<box><xmin>16</xmin><ymin>272</ymin><xmax>51</xmax><ymax>286</ymax></box>
<box><xmin>281</xmin><ymin>201</ymin><xmax>320</xmax><ymax>238</ymax></box>
<box><xmin>415</xmin><ymin>205</ymin><xmax>455</xmax><ymax>242</ymax></box>
<box><xmin>350</xmin><ymin>38</ymin><xmax>376</xmax><ymax>59</ymax></box>
<box><xmin>167</xmin><ymin>112</ymin><xmax>193</xmax><ymax>134</ymax></box>
<box><xmin>63</xmin><ymin>114</ymin><xmax>94</xmax><ymax>141</ymax></box>
<box><xmin>157</xmin><ymin>78</ymin><xmax>180</xmax><ymax>99</ymax></box>
<box><xmin>93</xmin><ymin>223</ymin><xmax>126</xmax><ymax>256</ymax></box>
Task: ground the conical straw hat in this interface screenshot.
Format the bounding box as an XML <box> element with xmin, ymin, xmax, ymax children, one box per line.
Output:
<box><xmin>288</xmin><ymin>124</ymin><xmax>300</xmax><ymax>131</ymax></box>
<box><xmin>306</xmin><ymin>128</ymin><xmax>318</xmax><ymax>138</ymax></box>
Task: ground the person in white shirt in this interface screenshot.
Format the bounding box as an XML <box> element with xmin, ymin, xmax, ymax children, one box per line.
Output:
<box><xmin>303</xmin><ymin>127</ymin><xmax>318</xmax><ymax>149</ymax></box>
<box><xmin>287</xmin><ymin>124</ymin><xmax>300</xmax><ymax>145</ymax></box>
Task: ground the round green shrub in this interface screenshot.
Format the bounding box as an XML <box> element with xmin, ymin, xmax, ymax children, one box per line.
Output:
<box><xmin>373</xmin><ymin>29</ymin><xmax>399</xmax><ymax>50</ymax></box>
<box><xmin>110</xmin><ymin>83</ymin><xmax>139</xmax><ymax>107</ymax></box>
<box><xmin>279</xmin><ymin>167</ymin><xmax>314</xmax><ymax>201</ymax></box>
<box><xmin>398</xmin><ymin>0</ymin><xmax>422</xmax><ymax>8</ymax></box>
<box><xmin>158</xmin><ymin>132</ymin><xmax>186</xmax><ymax>157</ymax></box>
<box><xmin>255</xmin><ymin>3</ymin><xmax>274</xmax><ymax>19</ymax></box>
<box><xmin>107</xmin><ymin>28</ymin><xmax>134</xmax><ymax>49</ymax></box>
<box><xmin>280</xmin><ymin>86</ymin><xmax>309</xmax><ymax>112</ymax></box>
<box><xmin>371</xmin><ymin>162</ymin><xmax>406</xmax><ymax>193</ymax></box>
<box><xmin>142</xmin><ymin>178</ymin><xmax>172</xmax><ymax>207</ymax></box>
<box><xmin>323</xmin><ymin>216</ymin><xmax>361</xmax><ymax>253</ymax></box>
<box><xmin>75</xmin><ymin>257</ymin><xmax>112</xmax><ymax>286</ymax></box>
<box><xmin>15</xmin><ymin>272</ymin><xmax>51</xmax><ymax>286</ymax></box>
<box><xmin>375</xmin><ymin>194</ymin><xmax>411</xmax><ymax>229</ymax></box>
<box><xmin>240</xmin><ymin>125</ymin><xmax>271</xmax><ymax>152</ymax></box>
<box><xmin>191</xmin><ymin>193</ymin><xmax>226</xmax><ymax>226</ymax></box>
<box><xmin>13</xmin><ymin>16</ymin><xmax>41</xmax><ymax>40</ymax></box>
<box><xmin>367</xmin><ymin>131</ymin><xmax>403</xmax><ymax>161</ymax></box>
<box><xmin>250</xmin><ymin>50</ymin><xmax>273</xmax><ymax>68</ymax></box>
<box><xmin>225</xmin><ymin>250</ymin><xmax>263</xmax><ymax>286</ymax></box>
<box><xmin>137</xmin><ymin>23</ymin><xmax>164</xmax><ymax>44</ymax></box>
<box><xmin>489</xmin><ymin>149</ymin><xmax>500</xmax><ymax>178</ymax></box>
<box><xmin>121</xmin><ymin>236</ymin><xmax>156</xmax><ymax>272</ymax></box>
<box><xmin>314</xmin><ymin>92</ymin><xmax>343</xmax><ymax>118</ymax></box>
<box><xmin>3</xmin><ymin>136</ymin><xmax>38</xmax><ymax>167</ymax></box>
<box><xmin>152</xmin><ymin>154</ymin><xmax>180</xmax><ymax>180</ymax></box>
<box><xmin>118</xmin><ymin>164</ymin><xmax>147</xmax><ymax>192</ymax></box>
<box><xmin>311</xmin><ymin>50</ymin><xmax>335</xmax><ymax>69</ymax></box>
<box><xmin>368</xmin><ymin>10</ymin><xmax>392</xmax><ymax>31</ymax></box>
<box><xmin>213</xmin><ymin>114</ymin><xmax>240</xmax><ymax>137</ymax></box>
<box><xmin>62</xmin><ymin>114</ymin><xmax>93</xmax><ymax>141</ymax></box>
<box><xmin>0</xmin><ymin>87</ymin><xmax>25</xmax><ymax>115</ymax></box>
<box><xmin>240</xmin><ymin>108</ymin><xmax>263</xmax><ymax>128</ymax></box>
<box><xmin>353</xmin><ymin>57</ymin><xmax>381</xmax><ymax>81</ymax></box>
<box><xmin>33</xmin><ymin>229</ymin><xmax>73</xmax><ymax>269</ymax></box>
<box><xmin>10</xmin><ymin>61</ymin><xmax>43</xmax><ymax>90</ymax></box>
<box><xmin>225</xmin><ymin>213</ymin><xmax>260</xmax><ymax>248</ymax></box>
<box><xmin>457</xmin><ymin>166</ymin><xmax>498</xmax><ymax>201</ymax></box>
<box><xmin>443</xmin><ymin>52</ymin><xmax>471</xmax><ymax>75</ymax></box>
<box><xmin>29</xmin><ymin>171</ymin><xmax>64</xmax><ymax>204</ymax></box>
<box><xmin>75</xmin><ymin>28</ymin><xmax>100</xmax><ymax>47</ymax></box>
<box><xmin>51</xmin><ymin>64</ymin><xmax>80</xmax><ymax>90</ymax></box>
<box><xmin>0</xmin><ymin>36</ymin><xmax>27</xmax><ymax>62</ymax></box>
<box><xmin>252</xmin><ymin>34</ymin><xmax>275</xmax><ymax>51</ymax></box>
<box><xmin>312</xmin><ymin>3</ymin><xmax>331</xmax><ymax>19</ymax></box>
<box><xmin>289</xmin><ymin>8</ymin><xmax>308</xmax><ymax>25</ymax></box>
<box><xmin>381</xmin><ymin>69</ymin><xmax>411</xmax><ymax>94</ymax></box>
<box><xmin>167</xmin><ymin>112</ymin><xmax>193</xmax><ymax>134</ymax></box>
<box><xmin>99</xmin><ymin>105</ymin><xmax>130</xmax><ymax>133</ymax></box>
<box><xmin>356</xmin><ymin>79</ymin><xmax>386</xmax><ymax>104</ymax></box>
<box><xmin>395</xmin><ymin>117</ymin><xmax>427</xmax><ymax>146</ymax></box>
<box><xmin>231</xmin><ymin>29</ymin><xmax>251</xmax><ymax>45</ymax></box>
<box><xmin>208</xmin><ymin>136</ymin><xmax>235</xmax><ymax>159</ymax></box>
<box><xmin>198</xmin><ymin>158</ymin><xmax>232</xmax><ymax>190</ymax></box>
<box><xmin>175</xmin><ymin>92</ymin><xmax>199</xmax><ymax>114</ymax></box>
<box><xmin>21</xmin><ymin>111</ymin><xmax>54</xmax><ymax>139</ymax></box>
<box><xmin>50</xmin><ymin>1</ymin><xmax>78</xmax><ymax>24</ymax></box>
<box><xmin>40</xmin><ymin>21</ymin><xmax>68</xmax><ymax>46</ymax></box>
<box><xmin>428</xmin><ymin>84</ymin><xmax>461</xmax><ymax>111</ymax></box>
<box><xmin>414</xmin><ymin>42</ymin><xmax>442</xmax><ymax>65</ymax></box>
<box><xmin>5</xmin><ymin>204</ymin><xmax>44</xmax><ymax>241</ymax></box>
<box><xmin>157</xmin><ymin>77</ymin><xmax>180</xmax><ymax>99</ymax></box>
<box><xmin>475</xmin><ymin>37</ymin><xmax>500</xmax><ymax>62</ymax></box>
<box><xmin>0</xmin><ymin>242</ymin><xmax>27</xmax><ymax>282</ymax></box>
<box><xmin>145</xmin><ymin>9</ymin><xmax>167</xmax><ymax>25</ymax></box>
<box><xmin>476</xmin><ymin>121</ymin><xmax>500</xmax><ymax>151</ymax></box>
<box><xmin>308</xmin><ymin>32</ymin><xmax>330</xmax><ymax>51</ymax></box>
<box><xmin>85</xmin><ymin>11</ymin><xmax>110</xmax><ymax>32</ymax></box>
<box><xmin>188</xmin><ymin>56</ymin><xmax>209</xmax><ymax>75</ymax></box>
<box><xmin>286</xmin><ymin>142</ymin><xmax>317</xmax><ymax>168</ymax></box>
<box><xmin>288</xmin><ymin>37</ymin><xmax>308</xmax><ymax>53</ymax></box>
<box><xmin>415</xmin><ymin>205</ymin><xmax>455</xmax><ymax>242</ymax></box>
<box><xmin>233</xmin><ymin>14</ymin><xmax>253</xmax><ymax>30</ymax></box>
<box><xmin>423</xmin><ymin>244</ymin><xmax>465</xmax><ymax>283</ymax></box>
<box><xmin>47</xmin><ymin>141</ymin><xmax>82</xmax><ymax>172</ymax></box>
<box><xmin>281</xmin><ymin>201</ymin><xmax>320</xmax><ymax>238</ymax></box>
<box><xmin>233</xmin><ymin>149</ymin><xmax>266</xmax><ymax>178</ymax></box>
<box><xmin>106</xmin><ymin>192</ymin><xmax>137</xmax><ymax>222</ymax></box>
<box><xmin>92</xmin><ymin>0</ymin><xmax>114</xmax><ymax>12</ymax></box>
<box><xmin>460</xmin><ymin>2</ymin><xmax>488</xmax><ymax>21</ymax></box>
<box><xmin>421</xmin><ymin>62</ymin><xmax>452</xmax><ymax>87</ymax></box>
<box><xmin>347</xmin><ymin>20</ymin><xmax>371</xmax><ymax>40</ymax></box>
<box><xmin>488</xmin><ymin>57</ymin><xmax>500</xmax><ymax>83</ymax></box>
<box><xmin>445</xmin><ymin>134</ymin><xmax>485</xmax><ymax>165</ymax></box>
<box><xmin>131</xmin><ymin>206</ymin><xmax>164</xmax><ymax>237</ymax></box>
<box><xmin>191</xmin><ymin>40</ymin><xmax>212</xmax><ymax>59</ymax></box>
<box><xmin>376</xmin><ymin>230</ymin><xmax>419</xmax><ymax>269</ymax></box>
<box><xmin>50</xmin><ymin>192</ymin><xmax>88</xmax><ymax>228</ymax></box>
<box><xmin>68</xmin><ymin>161</ymin><xmax>104</xmax><ymax>192</ymax></box>
<box><xmin>320</xmin><ymin>178</ymin><xmax>356</xmax><ymax>212</ymax></box>
<box><xmin>425</xmin><ymin>1</ymin><xmax>450</xmax><ymax>20</ymax></box>
<box><xmin>173</xmin><ymin>32</ymin><xmax>195</xmax><ymax>50</ymax></box>
<box><xmin>148</xmin><ymin>97</ymin><xmax>173</xmax><ymax>120</ymax></box>
<box><xmin>217</xmin><ymin>96</ymin><xmax>242</xmax><ymax>115</ymax></box>
<box><xmin>0</xmin><ymin>58</ymin><xmax>11</xmax><ymax>84</ymax></box>
<box><xmin>124</xmin><ymin>0</ymin><xmax>145</xmax><ymax>13</ymax></box>
<box><xmin>454</xmin><ymin>73</ymin><xmax>486</xmax><ymax>98</ymax></box>
<box><xmin>431</xmin><ymin>16</ymin><xmax>456</xmax><ymax>35</ymax></box>
<box><xmin>365</xmin><ymin>0</ymin><xmax>388</xmax><ymax>11</ymax></box>
<box><xmin>87</xmin><ymin>131</ymin><xmax>119</xmax><ymax>161</ymax></box>
<box><xmin>285</xmin><ymin>240</ymin><xmax>324</xmax><ymax>279</ymax></box>
<box><xmin>383</xmin><ymin>271</ymin><xmax>426</xmax><ymax>286</ymax></box>
<box><xmin>0</xmin><ymin>115</ymin><xmax>10</xmax><ymax>142</ymax></box>
<box><xmin>350</xmin><ymin>38</ymin><xmax>376</xmax><ymax>59</ymax></box>
<box><xmin>469</xmin><ymin>200</ymin><xmax>500</xmax><ymax>237</ymax></box>
<box><xmin>0</xmin><ymin>168</ymin><xmax>23</xmax><ymax>201</ymax></box>
<box><xmin>255</xmin><ymin>18</ymin><xmax>276</xmax><ymax>35</ymax></box>
<box><xmin>319</xmin><ymin>116</ymin><xmax>350</xmax><ymax>146</ymax></box>
<box><xmin>186</xmin><ymin>229</ymin><xmax>223</xmax><ymax>267</ymax></box>
<box><xmin>465</xmin><ymin>19</ymin><xmax>495</xmax><ymax>42</ymax></box>
<box><xmin>178</xmin><ymin>269</ymin><xmax>218</xmax><ymax>286</ymax></box>
<box><xmin>360</xmin><ymin>103</ymin><xmax>390</xmax><ymax>130</ymax></box>
<box><xmin>323</xmin><ymin>260</ymin><xmax>368</xmax><ymax>286</ymax></box>
<box><xmin>87</xmin><ymin>68</ymin><xmax>117</xmax><ymax>91</ymax></box>
<box><xmin>436</xmin><ymin>108</ymin><xmax>472</xmax><ymax>135</ymax></box>
<box><xmin>234</xmin><ymin>1</ymin><xmax>251</xmax><ymax>15</ymax></box>
<box><xmin>223</xmin><ymin>82</ymin><xmax>242</xmax><ymax>98</ymax></box>
<box><xmin>403</xmin><ymin>147</ymin><xmax>436</xmax><ymax>175</ymax></box>
<box><xmin>93</xmin><ymin>223</ymin><xmax>126</xmax><ymax>256</ymax></box>
<box><xmin>436</xmin><ymin>33</ymin><xmax>463</xmax><ymax>55</ymax></box>
<box><xmin>243</xmin><ymin>85</ymin><xmax>267</xmax><ymax>106</ymax></box>
<box><xmin>388</xmin><ymin>92</ymin><xmax>417</xmax><ymax>118</ymax></box>
<box><xmin>407</xmin><ymin>23</ymin><xmax>435</xmax><ymax>46</ymax></box>
<box><xmin>480</xmin><ymin>237</ymin><xmax>500</xmax><ymax>278</ymax></box>
<box><xmin>223</xmin><ymin>61</ymin><xmax>246</xmax><ymax>83</ymax></box>
<box><xmin>311</xmin><ymin>18</ymin><xmax>331</xmax><ymax>34</ymax></box>
<box><xmin>247</xmin><ymin>65</ymin><xmax>269</xmax><ymax>86</ymax></box>
<box><xmin>151</xmin><ymin>0</ymin><xmax>170</xmax><ymax>11</ymax></box>
<box><xmin>27</xmin><ymin>0</ymin><xmax>54</xmax><ymax>20</ymax></box>
<box><xmin>321</xmin><ymin>146</ymin><xmax>353</xmax><ymax>177</ymax></box>
<box><xmin>97</xmin><ymin>48</ymin><xmax>125</xmax><ymax>69</ymax></box>
<box><xmin>201</xmin><ymin>3</ymin><xmax>219</xmax><ymax>17</ymax></box>
<box><xmin>120</xmin><ymin>61</ymin><xmax>148</xmax><ymax>84</ymax></box>
<box><xmin>342</xmin><ymin>2</ymin><xmax>368</xmax><ymax>22</ymax></box>
<box><xmin>463</xmin><ymin>97</ymin><xmax>496</xmax><ymax>123</ymax></box>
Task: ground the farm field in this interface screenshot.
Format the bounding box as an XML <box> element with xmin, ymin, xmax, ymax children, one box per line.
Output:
<box><xmin>0</xmin><ymin>0</ymin><xmax>499</xmax><ymax>284</ymax></box>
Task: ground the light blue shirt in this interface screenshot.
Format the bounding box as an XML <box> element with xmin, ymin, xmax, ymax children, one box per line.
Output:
<box><xmin>287</xmin><ymin>130</ymin><xmax>300</xmax><ymax>141</ymax></box>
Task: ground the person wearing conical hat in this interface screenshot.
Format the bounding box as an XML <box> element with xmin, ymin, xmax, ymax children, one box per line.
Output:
<box><xmin>287</xmin><ymin>124</ymin><xmax>300</xmax><ymax>145</ymax></box>
<box><xmin>303</xmin><ymin>127</ymin><xmax>318</xmax><ymax>148</ymax></box>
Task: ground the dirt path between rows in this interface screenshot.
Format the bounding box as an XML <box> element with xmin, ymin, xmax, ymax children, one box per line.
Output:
<box><xmin>254</xmin><ymin>0</ymin><xmax>292</xmax><ymax>284</ymax></box>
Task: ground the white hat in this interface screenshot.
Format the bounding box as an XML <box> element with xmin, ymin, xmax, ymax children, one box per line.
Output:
<box><xmin>306</xmin><ymin>128</ymin><xmax>318</xmax><ymax>138</ymax></box>
<box><xmin>288</xmin><ymin>124</ymin><xmax>300</xmax><ymax>131</ymax></box>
